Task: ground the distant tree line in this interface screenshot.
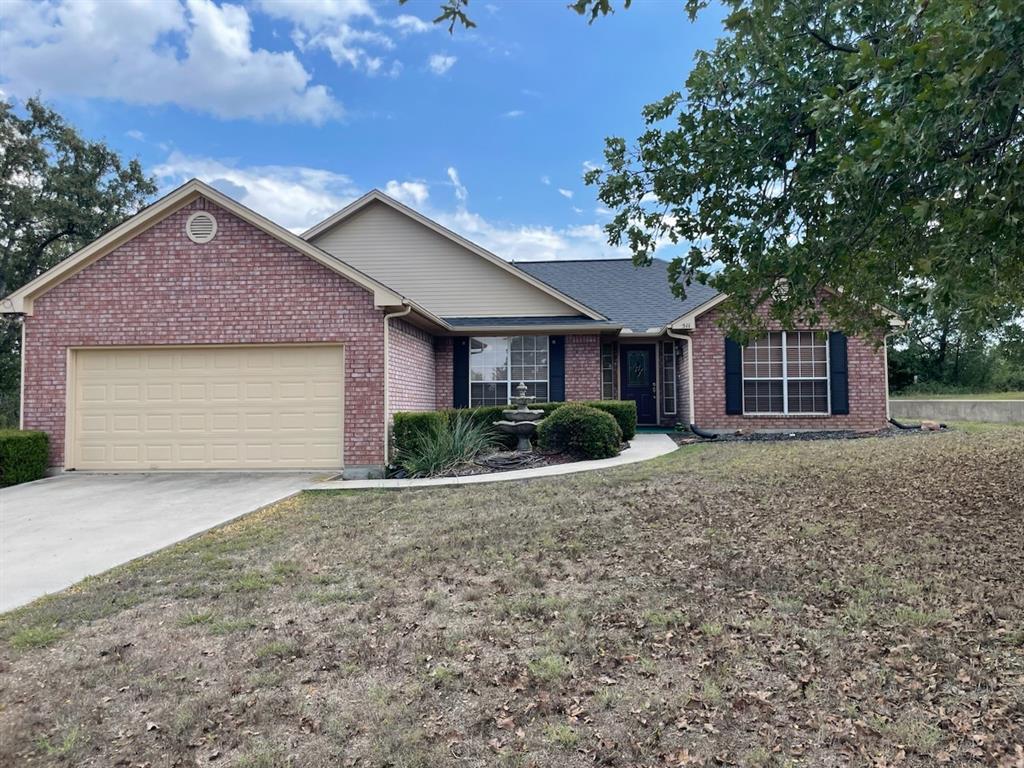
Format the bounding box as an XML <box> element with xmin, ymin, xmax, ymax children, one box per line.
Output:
<box><xmin>889</xmin><ymin>306</ymin><xmax>1024</xmax><ymax>395</ymax></box>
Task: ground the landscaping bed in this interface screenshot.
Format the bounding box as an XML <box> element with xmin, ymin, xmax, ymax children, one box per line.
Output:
<box><xmin>391</xmin><ymin>446</ymin><xmax>578</xmax><ymax>478</ymax></box>
<box><xmin>2</xmin><ymin>426</ymin><xmax>1022</xmax><ymax>766</ymax></box>
<box><xmin>669</xmin><ymin>424</ymin><xmax>946</xmax><ymax>446</ymax></box>
<box><xmin>390</xmin><ymin>400</ymin><xmax>636</xmax><ymax>478</ymax></box>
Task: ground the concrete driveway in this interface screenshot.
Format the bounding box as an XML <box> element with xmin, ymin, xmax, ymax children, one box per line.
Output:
<box><xmin>0</xmin><ymin>472</ymin><xmax>322</xmax><ymax>612</ymax></box>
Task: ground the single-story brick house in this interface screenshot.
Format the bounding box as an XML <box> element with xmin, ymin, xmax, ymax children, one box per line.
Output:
<box><xmin>2</xmin><ymin>179</ymin><xmax>896</xmax><ymax>477</ymax></box>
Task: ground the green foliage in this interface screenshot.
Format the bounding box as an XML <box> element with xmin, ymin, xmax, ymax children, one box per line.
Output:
<box><xmin>0</xmin><ymin>429</ymin><xmax>48</xmax><ymax>487</ymax></box>
<box><xmin>888</xmin><ymin>301</ymin><xmax>1024</xmax><ymax>393</ymax></box>
<box><xmin>585</xmin><ymin>399</ymin><xmax>637</xmax><ymax>441</ymax></box>
<box><xmin>392</xmin><ymin>410</ymin><xmax>448</xmax><ymax>457</ymax></box>
<box><xmin>581</xmin><ymin>0</ymin><xmax>1023</xmax><ymax>339</ymax></box>
<box><xmin>9</xmin><ymin>625</ymin><xmax>65</xmax><ymax>650</ymax></box>
<box><xmin>395</xmin><ymin>411</ymin><xmax>497</xmax><ymax>477</ymax></box>
<box><xmin>393</xmin><ymin>400</ymin><xmax>637</xmax><ymax>459</ymax></box>
<box><xmin>537</xmin><ymin>404</ymin><xmax>622</xmax><ymax>459</ymax></box>
<box><xmin>0</xmin><ymin>98</ymin><xmax>156</xmax><ymax>427</ymax></box>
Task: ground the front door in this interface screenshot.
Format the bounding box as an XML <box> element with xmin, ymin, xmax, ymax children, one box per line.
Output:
<box><xmin>620</xmin><ymin>345</ymin><xmax>657</xmax><ymax>424</ymax></box>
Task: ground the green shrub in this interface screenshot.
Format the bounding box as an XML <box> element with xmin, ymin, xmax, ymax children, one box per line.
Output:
<box><xmin>392</xmin><ymin>411</ymin><xmax>447</xmax><ymax>457</ymax></box>
<box><xmin>537</xmin><ymin>404</ymin><xmax>622</xmax><ymax>459</ymax></box>
<box><xmin>392</xmin><ymin>399</ymin><xmax>637</xmax><ymax>456</ymax></box>
<box><xmin>0</xmin><ymin>430</ymin><xmax>49</xmax><ymax>487</ymax></box>
<box><xmin>395</xmin><ymin>411</ymin><xmax>498</xmax><ymax>477</ymax></box>
<box><xmin>586</xmin><ymin>400</ymin><xmax>637</xmax><ymax>441</ymax></box>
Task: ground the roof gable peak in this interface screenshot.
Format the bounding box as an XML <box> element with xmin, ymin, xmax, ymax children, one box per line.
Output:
<box><xmin>303</xmin><ymin>190</ymin><xmax>606</xmax><ymax>321</ymax></box>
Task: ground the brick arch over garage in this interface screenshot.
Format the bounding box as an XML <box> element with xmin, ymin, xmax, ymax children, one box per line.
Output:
<box><xmin>22</xmin><ymin>197</ymin><xmax>387</xmax><ymax>468</ymax></box>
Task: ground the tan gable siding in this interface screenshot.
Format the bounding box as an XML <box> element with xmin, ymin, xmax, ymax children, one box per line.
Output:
<box><xmin>309</xmin><ymin>201</ymin><xmax>579</xmax><ymax>318</ymax></box>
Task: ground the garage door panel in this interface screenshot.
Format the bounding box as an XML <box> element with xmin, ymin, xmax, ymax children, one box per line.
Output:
<box><xmin>147</xmin><ymin>383</ymin><xmax>173</xmax><ymax>401</ymax></box>
<box><xmin>71</xmin><ymin>345</ymin><xmax>344</xmax><ymax>470</ymax></box>
<box><xmin>145</xmin><ymin>445</ymin><xmax>173</xmax><ymax>463</ymax></box>
<box><xmin>145</xmin><ymin>413</ymin><xmax>174</xmax><ymax>431</ymax></box>
<box><xmin>211</xmin><ymin>382</ymin><xmax>240</xmax><ymax>400</ymax></box>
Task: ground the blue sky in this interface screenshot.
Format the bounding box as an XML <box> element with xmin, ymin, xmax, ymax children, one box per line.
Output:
<box><xmin>1</xmin><ymin>0</ymin><xmax>726</xmax><ymax>260</ymax></box>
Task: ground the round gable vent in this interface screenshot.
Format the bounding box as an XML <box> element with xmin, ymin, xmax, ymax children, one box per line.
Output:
<box><xmin>186</xmin><ymin>211</ymin><xmax>217</xmax><ymax>243</ymax></box>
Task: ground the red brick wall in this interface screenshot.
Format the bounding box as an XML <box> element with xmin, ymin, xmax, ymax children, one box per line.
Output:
<box><xmin>678</xmin><ymin>339</ymin><xmax>691</xmax><ymax>425</ymax></box>
<box><xmin>23</xmin><ymin>196</ymin><xmax>387</xmax><ymax>467</ymax></box>
<box><xmin>434</xmin><ymin>337</ymin><xmax>453</xmax><ymax>409</ymax></box>
<box><xmin>690</xmin><ymin>307</ymin><xmax>888</xmax><ymax>431</ymax></box>
<box><xmin>388</xmin><ymin>319</ymin><xmax>435</xmax><ymax>416</ymax></box>
<box><xmin>565</xmin><ymin>334</ymin><xmax>602</xmax><ymax>401</ymax></box>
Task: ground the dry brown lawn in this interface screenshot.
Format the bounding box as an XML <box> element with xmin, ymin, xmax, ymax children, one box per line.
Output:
<box><xmin>1</xmin><ymin>426</ymin><xmax>1022</xmax><ymax>767</ymax></box>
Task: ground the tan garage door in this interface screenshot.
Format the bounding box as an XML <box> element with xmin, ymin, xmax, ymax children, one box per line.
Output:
<box><xmin>68</xmin><ymin>345</ymin><xmax>344</xmax><ymax>470</ymax></box>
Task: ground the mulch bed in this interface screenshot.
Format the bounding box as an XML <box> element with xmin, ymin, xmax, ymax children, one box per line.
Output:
<box><xmin>670</xmin><ymin>424</ymin><xmax>945</xmax><ymax>446</ymax></box>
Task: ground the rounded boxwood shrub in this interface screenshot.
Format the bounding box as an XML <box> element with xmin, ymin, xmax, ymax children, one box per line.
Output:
<box><xmin>536</xmin><ymin>404</ymin><xmax>622</xmax><ymax>459</ymax></box>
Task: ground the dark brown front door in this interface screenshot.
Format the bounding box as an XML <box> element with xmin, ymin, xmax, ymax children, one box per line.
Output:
<box><xmin>620</xmin><ymin>345</ymin><xmax>657</xmax><ymax>424</ymax></box>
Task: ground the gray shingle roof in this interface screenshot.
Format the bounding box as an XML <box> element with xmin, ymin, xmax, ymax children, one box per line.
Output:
<box><xmin>515</xmin><ymin>259</ymin><xmax>720</xmax><ymax>332</ymax></box>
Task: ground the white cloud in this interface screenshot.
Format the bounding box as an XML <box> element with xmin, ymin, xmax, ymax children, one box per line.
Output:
<box><xmin>434</xmin><ymin>208</ymin><xmax>626</xmax><ymax>262</ymax></box>
<box><xmin>502</xmin><ymin>109</ymin><xmax>525</xmax><ymax>119</ymax></box>
<box><xmin>540</xmin><ymin>175</ymin><xmax>551</xmax><ymax>186</ymax></box>
<box><xmin>154</xmin><ymin>155</ymin><xmax>630</xmax><ymax>261</ymax></box>
<box><xmin>126</xmin><ymin>129</ymin><xmax>146</xmax><ymax>141</ymax></box>
<box><xmin>0</xmin><ymin>0</ymin><xmax>342</xmax><ymax>123</ymax></box>
<box><xmin>447</xmin><ymin>167</ymin><xmax>467</xmax><ymax>204</ymax></box>
<box><xmin>154</xmin><ymin>152</ymin><xmax>359</xmax><ymax>232</ymax></box>
<box><xmin>428</xmin><ymin>54</ymin><xmax>457</xmax><ymax>75</ymax></box>
<box><xmin>558</xmin><ymin>188</ymin><xmax>574</xmax><ymax>199</ymax></box>
<box><xmin>572</xmin><ymin>206</ymin><xmax>583</xmax><ymax>214</ymax></box>
<box><xmin>384</xmin><ymin>180</ymin><xmax>430</xmax><ymax>207</ymax></box>
<box><xmin>582</xmin><ymin>159</ymin><xmax>601</xmax><ymax>173</ymax></box>
<box><xmin>429</xmin><ymin>170</ymin><xmax>628</xmax><ymax>262</ymax></box>
<box><xmin>390</xmin><ymin>14</ymin><xmax>431</xmax><ymax>34</ymax></box>
<box><xmin>255</xmin><ymin>0</ymin><xmax>429</xmax><ymax>76</ymax></box>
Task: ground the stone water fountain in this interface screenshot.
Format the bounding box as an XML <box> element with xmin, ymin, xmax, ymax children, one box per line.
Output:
<box><xmin>493</xmin><ymin>381</ymin><xmax>545</xmax><ymax>452</ymax></box>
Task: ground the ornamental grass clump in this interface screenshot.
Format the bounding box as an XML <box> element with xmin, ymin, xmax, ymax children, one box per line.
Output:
<box><xmin>395</xmin><ymin>412</ymin><xmax>497</xmax><ymax>477</ymax></box>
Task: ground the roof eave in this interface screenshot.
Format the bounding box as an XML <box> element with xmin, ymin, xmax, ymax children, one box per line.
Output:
<box><xmin>442</xmin><ymin>323</ymin><xmax>621</xmax><ymax>335</ymax></box>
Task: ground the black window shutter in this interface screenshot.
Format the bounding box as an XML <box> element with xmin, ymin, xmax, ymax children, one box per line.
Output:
<box><xmin>829</xmin><ymin>331</ymin><xmax>849</xmax><ymax>414</ymax></box>
<box><xmin>549</xmin><ymin>335</ymin><xmax>566</xmax><ymax>401</ymax></box>
<box><xmin>453</xmin><ymin>337</ymin><xmax>469</xmax><ymax>408</ymax></box>
<box><xmin>724</xmin><ymin>338</ymin><xmax>742</xmax><ymax>415</ymax></box>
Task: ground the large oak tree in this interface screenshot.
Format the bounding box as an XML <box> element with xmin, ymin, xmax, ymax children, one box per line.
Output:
<box><xmin>432</xmin><ymin>0</ymin><xmax>1023</xmax><ymax>340</ymax></box>
<box><xmin>0</xmin><ymin>99</ymin><xmax>156</xmax><ymax>425</ymax></box>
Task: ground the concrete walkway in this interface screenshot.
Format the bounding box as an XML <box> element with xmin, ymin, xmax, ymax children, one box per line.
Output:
<box><xmin>0</xmin><ymin>472</ymin><xmax>320</xmax><ymax>612</ymax></box>
<box><xmin>306</xmin><ymin>433</ymin><xmax>679</xmax><ymax>490</ymax></box>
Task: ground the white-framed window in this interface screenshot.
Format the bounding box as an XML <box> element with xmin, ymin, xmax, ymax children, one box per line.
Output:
<box><xmin>470</xmin><ymin>336</ymin><xmax>549</xmax><ymax>407</ymax></box>
<box><xmin>742</xmin><ymin>331</ymin><xmax>829</xmax><ymax>415</ymax></box>
<box><xmin>601</xmin><ymin>343</ymin><xmax>615</xmax><ymax>400</ymax></box>
<box><xmin>661</xmin><ymin>341</ymin><xmax>677</xmax><ymax>415</ymax></box>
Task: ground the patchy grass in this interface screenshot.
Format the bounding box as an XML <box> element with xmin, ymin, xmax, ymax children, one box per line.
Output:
<box><xmin>8</xmin><ymin>625</ymin><xmax>65</xmax><ymax>650</ymax></box>
<box><xmin>1</xmin><ymin>428</ymin><xmax>1022</xmax><ymax>767</ymax></box>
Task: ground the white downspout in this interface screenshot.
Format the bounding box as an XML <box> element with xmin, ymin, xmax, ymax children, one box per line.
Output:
<box><xmin>382</xmin><ymin>304</ymin><xmax>413</xmax><ymax>465</ymax></box>
<box><xmin>667</xmin><ymin>328</ymin><xmax>695</xmax><ymax>428</ymax></box>
<box><xmin>19</xmin><ymin>318</ymin><xmax>26</xmax><ymax>430</ymax></box>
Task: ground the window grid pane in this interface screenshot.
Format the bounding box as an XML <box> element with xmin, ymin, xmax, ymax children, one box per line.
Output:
<box><xmin>786</xmin><ymin>331</ymin><xmax>828</xmax><ymax>379</ymax></box>
<box><xmin>741</xmin><ymin>331</ymin><xmax>828</xmax><ymax>415</ymax></box>
<box><xmin>470</xmin><ymin>336</ymin><xmax>550</xmax><ymax>407</ymax></box>
<box><xmin>787</xmin><ymin>380</ymin><xmax>828</xmax><ymax>414</ymax></box>
<box><xmin>601</xmin><ymin>343</ymin><xmax>615</xmax><ymax>400</ymax></box>
<box><xmin>662</xmin><ymin>341</ymin><xmax>676</xmax><ymax>415</ymax></box>
<box><xmin>743</xmin><ymin>380</ymin><xmax>784</xmax><ymax>413</ymax></box>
